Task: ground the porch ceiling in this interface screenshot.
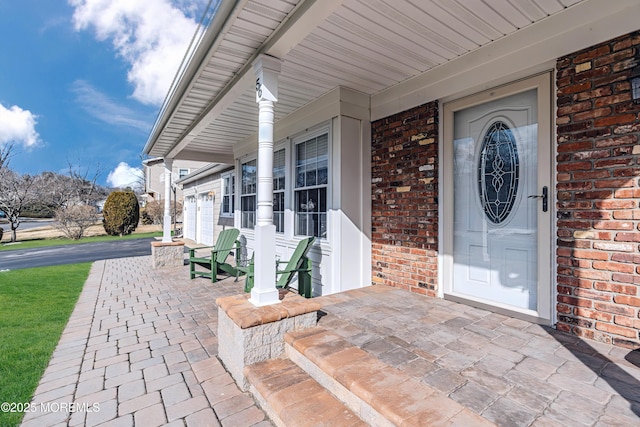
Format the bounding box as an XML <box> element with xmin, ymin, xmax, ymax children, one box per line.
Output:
<box><xmin>144</xmin><ymin>0</ymin><xmax>626</xmax><ymax>162</ymax></box>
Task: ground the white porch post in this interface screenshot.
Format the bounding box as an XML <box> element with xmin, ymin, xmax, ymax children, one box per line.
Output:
<box><xmin>162</xmin><ymin>158</ymin><xmax>173</xmax><ymax>243</ymax></box>
<box><xmin>249</xmin><ymin>54</ymin><xmax>282</xmax><ymax>306</ymax></box>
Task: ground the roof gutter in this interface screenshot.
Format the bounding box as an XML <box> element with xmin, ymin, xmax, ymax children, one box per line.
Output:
<box><xmin>143</xmin><ymin>0</ymin><xmax>246</xmax><ymax>156</ymax></box>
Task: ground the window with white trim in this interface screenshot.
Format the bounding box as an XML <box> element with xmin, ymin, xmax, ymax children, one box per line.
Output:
<box><xmin>273</xmin><ymin>149</ymin><xmax>285</xmax><ymax>233</ymax></box>
<box><xmin>240</xmin><ymin>159</ymin><xmax>256</xmax><ymax>229</ymax></box>
<box><xmin>295</xmin><ymin>133</ymin><xmax>328</xmax><ymax>238</ymax></box>
<box><xmin>179</xmin><ymin>168</ymin><xmax>189</xmax><ymax>179</ymax></box>
<box><xmin>221</xmin><ymin>172</ymin><xmax>235</xmax><ymax>217</ymax></box>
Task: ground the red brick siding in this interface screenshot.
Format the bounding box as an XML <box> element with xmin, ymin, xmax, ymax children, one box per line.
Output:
<box><xmin>556</xmin><ymin>31</ymin><xmax>640</xmax><ymax>349</ymax></box>
<box><xmin>371</xmin><ymin>102</ymin><xmax>439</xmax><ymax>296</ymax></box>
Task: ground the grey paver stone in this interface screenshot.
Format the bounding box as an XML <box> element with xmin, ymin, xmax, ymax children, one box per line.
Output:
<box><xmin>105</xmin><ymin>361</ymin><xmax>130</xmax><ymax>379</ymax></box>
<box><xmin>161</xmin><ymin>382</ymin><xmax>192</xmax><ymax>407</ymax></box>
<box><xmin>76</xmin><ymin>377</ymin><xmax>105</xmax><ymax>398</ymax></box>
<box><xmin>95</xmin><ymin>414</ymin><xmax>133</xmax><ymax>427</ymax></box>
<box><xmin>104</xmin><ymin>370</ymin><xmax>143</xmax><ymax>389</ymax></box>
<box><xmin>133</xmin><ymin>403</ymin><xmax>167</xmax><ymax>427</ymax></box>
<box><xmin>451</xmin><ymin>380</ymin><xmax>500</xmax><ymax>413</ymax></box>
<box><xmin>145</xmin><ymin>372</ymin><xmax>184</xmax><ymax>392</ymax></box>
<box><xmin>85</xmin><ymin>398</ymin><xmax>117</xmax><ymax>427</ymax></box>
<box><xmin>213</xmin><ymin>393</ymin><xmax>255</xmax><ymax>420</ymax></box>
<box><xmin>130</xmin><ymin>355</ymin><xmax>164</xmax><ymax>372</ymax></box>
<box><xmin>482</xmin><ymin>396</ymin><xmax>537</xmax><ymax>427</ymax></box>
<box><xmin>191</xmin><ymin>358</ymin><xmax>226</xmax><ymax>383</ymax></box>
<box><xmin>514</xmin><ymin>357</ymin><xmax>558</xmax><ymax>380</ymax></box>
<box><xmin>165</xmin><ymin>395</ymin><xmax>210</xmax><ymax>422</ymax></box>
<box><xmin>421</xmin><ymin>368</ymin><xmax>466</xmax><ymax>394</ymax></box>
<box><xmin>220</xmin><ymin>405</ymin><xmax>266</xmax><ymax>427</ymax></box>
<box><xmin>118</xmin><ymin>378</ymin><xmax>147</xmax><ymax>402</ymax></box>
<box><xmin>185</xmin><ymin>408</ymin><xmax>221</xmax><ymax>427</ymax></box>
<box><xmin>201</xmin><ymin>377</ymin><xmax>240</xmax><ymax>406</ymax></box>
<box><xmin>547</xmin><ymin>372</ymin><xmax>612</xmax><ymax>404</ymax></box>
<box><xmin>118</xmin><ymin>391</ymin><xmax>161</xmax><ymax>416</ymax></box>
<box><xmin>543</xmin><ymin>391</ymin><xmax>604</xmax><ymax>426</ymax></box>
<box><xmin>505</xmin><ymin>386</ymin><xmax>554</xmax><ymax>413</ymax></box>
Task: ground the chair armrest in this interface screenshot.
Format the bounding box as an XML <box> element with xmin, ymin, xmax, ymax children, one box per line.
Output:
<box><xmin>189</xmin><ymin>246</ymin><xmax>213</xmax><ymax>257</ymax></box>
<box><xmin>276</xmin><ymin>266</ymin><xmax>312</xmax><ymax>274</ymax></box>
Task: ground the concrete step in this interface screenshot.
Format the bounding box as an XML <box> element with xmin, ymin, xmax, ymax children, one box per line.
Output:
<box><xmin>244</xmin><ymin>357</ymin><xmax>367</xmax><ymax>427</ymax></box>
<box><xmin>284</xmin><ymin>327</ymin><xmax>496</xmax><ymax>427</ymax></box>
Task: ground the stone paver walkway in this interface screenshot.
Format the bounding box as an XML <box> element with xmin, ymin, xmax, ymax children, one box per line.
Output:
<box><xmin>316</xmin><ymin>287</ymin><xmax>640</xmax><ymax>426</ymax></box>
<box><xmin>22</xmin><ymin>256</ymin><xmax>271</xmax><ymax>427</ymax></box>
<box><xmin>21</xmin><ymin>255</ymin><xmax>640</xmax><ymax>427</ymax></box>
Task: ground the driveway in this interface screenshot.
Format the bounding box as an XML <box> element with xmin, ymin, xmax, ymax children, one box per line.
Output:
<box><xmin>0</xmin><ymin>238</ymin><xmax>170</xmax><ymax>271</ymax></box>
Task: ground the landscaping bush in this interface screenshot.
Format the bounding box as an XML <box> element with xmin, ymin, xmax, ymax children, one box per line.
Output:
<box><xmin>102</xmin><ymin>191</ymin><xmax>140</xmax><ymax>236</ymax></box>
<box><xmin>54</xmin><ymin>205</ymin><xmax>99</xmax><ymax>240</ymax></box>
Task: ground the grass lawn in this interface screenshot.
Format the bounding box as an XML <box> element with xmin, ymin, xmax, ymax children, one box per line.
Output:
<box><xmin>0</xmin><ymin>263</ymin><xmax>91</xmax><ymax>427</ymax></box>
<box><xmin>0</xmin><ymin>231</ymin><xmax>162</xmax><ymax>252</ymax></box>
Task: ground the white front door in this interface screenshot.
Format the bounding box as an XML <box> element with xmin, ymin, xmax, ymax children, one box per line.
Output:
<box><xmin>443</xmin><ymin>74</ymin><xmax>552</xmax><ymax>323</ymax></box>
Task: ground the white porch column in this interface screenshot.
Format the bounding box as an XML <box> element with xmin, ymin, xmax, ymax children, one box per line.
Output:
<box><xmin>249</xmin><ymin>54</ymin><xmax>282</xmax><ymax>306</ymax></box>
<box><xmin>162</xmin><ymin>158</ymin><xmax>173</xmax><ymax>243</ymax></box>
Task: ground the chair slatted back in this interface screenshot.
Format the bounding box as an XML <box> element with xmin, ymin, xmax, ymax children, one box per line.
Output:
<box><xmin>276</xmin><ymin>237</ymin><xmax>315</xmax><ymax>288</ymax></box>
<box><xmin>212</xmin><ymin>228</ymin><xmax>240</xmax><ymax>263</ymax></box>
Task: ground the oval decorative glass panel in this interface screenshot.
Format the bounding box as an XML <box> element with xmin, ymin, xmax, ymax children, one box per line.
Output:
<box><xmin>478</xmin><ymin>121</ymin><xmax>519</xmax><ymax>224</ymax></box>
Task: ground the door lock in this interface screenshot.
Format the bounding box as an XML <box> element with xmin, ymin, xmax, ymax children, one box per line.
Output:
<box><xmin>528</xmin><ymin>186</ymin><xmax>548</xmax><ymax>212</ymax></box>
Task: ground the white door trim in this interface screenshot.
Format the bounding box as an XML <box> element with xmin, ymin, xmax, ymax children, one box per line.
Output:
<box><xmin>441</xmin><ymin>72</ymin><xmax>553</xmax><ymax>325</ymax></box>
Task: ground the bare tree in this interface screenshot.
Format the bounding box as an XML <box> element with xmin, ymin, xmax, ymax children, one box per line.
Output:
<box><xmin>0</xmin><ymin>143</ymin><xmax>13</xmax><ymax>171</ymax></box>
<box><xmin>0</xmin><ymin>169</ymin><xmax>41</xmax><ymax>242</ymax></box>
<box><xmin>54</xmin><ymin>205</ymin><xmax>100</xmax><ymax>240</ymax></box>
<box><xmin>66</xmin><ymin>159</ymin><xmax>104</xmax><ymax>205</ymax></box>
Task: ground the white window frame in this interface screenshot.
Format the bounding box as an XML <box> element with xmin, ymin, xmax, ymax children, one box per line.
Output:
<box><xmin>292</xmin><ymin>126</ymin><xmax>330</xmax><ymax>239</ymax></box>
<box><xmin>273</xmin><ymin>147</ymin><xmax>286</xmax><ymax>233</ymax></box>
<box><xmin>178</xmin><ymin>168</ymin><xmax>189</xmax><ymax>179</ymax></box>
<box><xmin>221</xmin><ymin>171</ymin><xmax>235</xmax><ymax>218</ymax></box>
<box><xmin>240</xmin><ymin>157</ymin><xmax>257</xmax><ymax>229</ymax></box>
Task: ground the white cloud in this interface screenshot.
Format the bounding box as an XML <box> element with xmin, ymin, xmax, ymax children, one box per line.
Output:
<box><xmin>71</xmin><ymin>80</ymin><xmax>151</xmax><ymax>132</ymax></box>
<box><xmin>69</xmin><ymin>0</ymin><xmax>205</xmax><ymax>106</ymax></box>
<box><xmin>107</xmin><ymin>161</ymin><xmax>143</xmax><ymax>189</ymax></box>
<box><xmin>0</xmin><ymin>103</ymin><xmax>41</xmax><ymax>148</ymax></box>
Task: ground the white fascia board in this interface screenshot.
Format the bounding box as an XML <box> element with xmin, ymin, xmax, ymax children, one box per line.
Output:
<box><xmin>169</xmin><ymin>0</ymin><xmax>345</xmax><ymax>160</ymax></box>
<box><xmin>371</xmin><ymin>0</ymin><xmax>640</xmax><ymax>120</ymax></box>
<box><xmin>145</xmin><ymin>0</ymin><xmax>246</xmax><ymax>156</ymax></box>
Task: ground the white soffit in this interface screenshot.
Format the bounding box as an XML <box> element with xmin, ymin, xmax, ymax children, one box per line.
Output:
<box><xmin>150</xmin><ymin>0</ymin><xmax>640</xmax><ymax>159</ymax></box>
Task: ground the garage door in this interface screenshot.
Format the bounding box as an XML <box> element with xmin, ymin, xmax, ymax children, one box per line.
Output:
<box><xmin>199</xmin><ymin>193</ymin><xmax>215</xmax><ymax>246</ymax></box>
<box><xmin>184</xmin><ymin>196</ymin><xmax>197</xmax><ymax>241</ymax></box>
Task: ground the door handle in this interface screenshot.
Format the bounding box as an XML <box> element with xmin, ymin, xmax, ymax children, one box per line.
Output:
<box><xmin>528</xmin><ymin>186</ymin><xmax>548</xmax><ymax>212</ymax></box>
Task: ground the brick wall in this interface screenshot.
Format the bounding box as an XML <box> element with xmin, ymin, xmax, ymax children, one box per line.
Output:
<box><xmin>371</xmin><ymin>102</ymin><xmax>439</xmax><ymax>296</ymax></box>
<box><xmin>556</xmin><ymin>31</ymin><xmax>640</xmax><ymax>348</ymax></box>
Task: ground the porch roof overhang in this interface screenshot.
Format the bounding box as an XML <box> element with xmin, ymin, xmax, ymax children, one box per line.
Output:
<box><xmin>143</xmin><ymin>0</ymin><xmax>640</xmax><ymax>163</ymax></box>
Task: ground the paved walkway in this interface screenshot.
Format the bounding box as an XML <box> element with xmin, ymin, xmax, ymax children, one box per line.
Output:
<box><xmin>316</xmin><ymin>288</ymin><xmax>640</xmax><ymax>426</ymax></box>
<box><xmin>22</xmin><ymin>255</ymin><xmax>640</xmax><ymax>427</ymax></box>
<box><xmin>22</xmin><ymin>256</ymin><xmax>271</xmax><ymax>427</ymax></box>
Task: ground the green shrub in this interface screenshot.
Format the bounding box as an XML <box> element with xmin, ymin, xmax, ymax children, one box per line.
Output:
<box><xmin>102</xmin><ymin>191</ymin><xmax>140</xmax><ymax>236</ymax></box>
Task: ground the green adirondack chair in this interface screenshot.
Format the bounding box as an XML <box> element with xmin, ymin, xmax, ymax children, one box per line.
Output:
<box><xmin>189</xmin><ymin>228</ymin><xmax>241</xmax><ymax>282</ymax></box>
<box><xmin>241</xmin><ymin>236</ymin><xmax>315</xmax><ymax>298</ymax></box>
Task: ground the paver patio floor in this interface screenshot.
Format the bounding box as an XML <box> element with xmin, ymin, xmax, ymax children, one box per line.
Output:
<box><xmin>21</xmin><ymin>256</ymin><xmax>271</xmax><ymax>427</ymax></box>
<box><xmin>316</xmin><ymin>287</ymin><xmax>640</xmax><ymax>426</ymax></box>
<box><xmin>21</xmin><ymin>255</ymin><xmax>640</xmax><ymax>426</ymax></box>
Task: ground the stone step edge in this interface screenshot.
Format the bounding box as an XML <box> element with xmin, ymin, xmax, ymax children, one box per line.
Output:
<box><xmin>244</xmin><ymin>358</ymin><xmax>367</xmax><ymax>427</ymax></box>
<box><xmin>284</xmin><ymin>327</ymin><xmax>496</xmax><ymax>427</ymax></box>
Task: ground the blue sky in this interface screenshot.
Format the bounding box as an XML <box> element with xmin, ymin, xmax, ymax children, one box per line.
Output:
<box><xmin>0</xmin><ymin>0</ymin><xmax>209</xmax><ymax>187</ymax></box>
